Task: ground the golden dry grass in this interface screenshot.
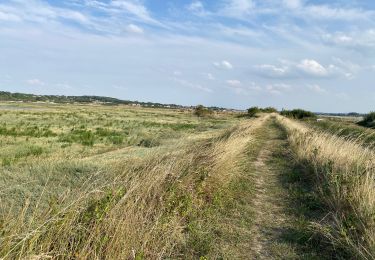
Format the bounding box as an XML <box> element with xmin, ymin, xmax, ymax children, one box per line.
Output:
<box><xmin>276</xmin><ymin>115</ymin><xmax>375</xmax><ymax>259</ymax></box>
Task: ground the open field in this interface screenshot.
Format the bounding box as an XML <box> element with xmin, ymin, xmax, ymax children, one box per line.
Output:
<box><xmin>0</xmin><ymin>103</ymin><xmax>374</xmax><ymax>259</ymax></box>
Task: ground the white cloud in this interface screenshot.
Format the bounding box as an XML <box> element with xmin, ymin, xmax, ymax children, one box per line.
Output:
<box><xmin>0</xmin><ymin>11</ymin><xmax>21</xmax><ymax>22</ymax></box>
<box><xmin>304</xmin><ymin>5</ymin><xmax>374</xmax><ymax>21</ymax></box>
<box><xmin>266</xmin><ymin>83</ymin><xmax>292</xmax><ymax>95</ymax></box>
<box><xmin>322</xmin><ymin>30</ymin><xmax>375</xmax><ymax>52</ymax></box>
<box><xmin>297</xmin><ymin>59</ymin><xmax>328</xmax><ymax>76</ymax></box>
<box><xmin>226</xmin><ymin>79</ymin><xmax>242</xmax><ymax>87</ymax></box>
<box><xmin>187</xmin><ymin>1</ymin><xmax>209</xmax><ymax>16</ymax></box>
<box><xmin>283</xmin><ymin>0</ymin><xmax>302</xmax><ymax>9</ymax></box>
<box><xmin>323</xmin><ymin>33</ymin><xmax>353</xmax><ymax>45</ymax></box>
<box><xmin>213</xmin><ymin>60</ymin><xmax>233</xmax><ymax>70</ymax></box>
<box><xmin>26</xmin><ymin>78</ymin><xmax>45</xmax><ymax>86</ymax></box>
<box><xmin>207</xmin><ymin>73</ymin><xmax>215</xmax><ymax>80</ymax></box>
<box><xmin>255</xmin><ymin>58</ymin><xmax>359</xmax><ymax>79</ymax></box>
<box><xmin>254</xmin><ymin>64</ymin><xmax>289</xmax><ymax>77</ymax></box>
<box><xmin>125</xmin><ymin>23</ymin><xmax>143</xmax><ymax>34</ymax></box>
<box><xmin>110</xmin><ymin>0</ymin><xmax>155</xmax><ymax>24</ymax></box>
<box><xmin>220</xmin><ymin>0</ymin><xmax>254</xmax><ymax>17</ymax></box>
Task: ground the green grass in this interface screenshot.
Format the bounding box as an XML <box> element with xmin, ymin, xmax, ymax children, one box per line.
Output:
<box><xmin>306</xmin><ymin>118</ymin><xmax>375</xmax><ymax>146</ymax></box>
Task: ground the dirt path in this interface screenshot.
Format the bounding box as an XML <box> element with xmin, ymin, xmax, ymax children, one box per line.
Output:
<box><xmin>248</xmin><ymin>118</ymin><xmax>322</xmax><ymax>259</ymax></box>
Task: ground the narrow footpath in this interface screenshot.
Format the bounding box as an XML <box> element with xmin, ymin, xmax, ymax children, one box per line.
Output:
<box><xmin>247</xmin><ymin>118</ymin><xmax>323</xmax><ymax>259</ymax></box>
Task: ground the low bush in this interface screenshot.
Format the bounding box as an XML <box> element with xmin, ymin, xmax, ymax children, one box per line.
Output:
<box><xmin>357</xmin><ymin>112</ymin><xmax>375</xmax><ymax>128</ymax></box>
<box><xmin>247</xmin><ymin>107</ymin><xmax>260</xmax><ymax>117</ymax></box>
<box><xmin>247</xmin><ymin>106</ymin><xmax>278</xmax><ymax>117</ymax></box>
<box><xmin>280</xmin><ymin>109</ymin><xmax>316</xmax><ymax>119</ymax></box>
<box><xmin>194</xmin><ymin>105</ymin><xmax>213</xmax><ymax>117</ymax></box>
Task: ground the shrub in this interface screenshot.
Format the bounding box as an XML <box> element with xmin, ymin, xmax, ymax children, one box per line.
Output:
<box><xmin>357</xmin><ymin>112</ymin><xmax>375</xmax><ymax>128</ymax></box>
<box><xmin>280</xmin><ymin>109</ymin><xmax>316</xmax><ymax>119</ymax></box>
<box><xmin>262</xmin><ymin>107</ymin><xmax>278</xmax><ymax>113</ymax></box>
<box><xmin>247</xmin><ymin>107</ymin><xmax>260</xmax><ymax>117</ymax></box>
<box><xmin>194</xmin><ymin>105</ymin><xmax>213</xmax><ymax>117</ymax></box>
<box><xmin>247</xmin><ymin>107</ymin><xmax>277</xmax><ymax>117</ymax></box>
<box><xmin>247</xmin><ymin>106</ymin><xmax>278</xmax><ymax>117</ymax></box>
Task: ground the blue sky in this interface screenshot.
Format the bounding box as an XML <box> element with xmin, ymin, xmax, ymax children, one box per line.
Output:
<box><xmin>0</xmin><ymin>0</ymin><xmax>374</xmax><ymax>112</ymax></box>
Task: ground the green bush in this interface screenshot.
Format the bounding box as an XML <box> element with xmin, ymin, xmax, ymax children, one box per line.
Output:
<box><xmin>358</xmin><ymin>112</ymin><xmax>375</xmax><ymax>128</ymax></box>
<box><xmin>247</xmin><ymin>106</ymin><xmax>277</xmax><ymax>117</ymax></box>
<box><xmin>262</xmin><ymin>107</ymin><xmax>278</xmax><ymax>113</ymax></box>
<box><xmin>247</xmin><ymin>107</ymin><xmax>260</xmax><ymax>117</ymax></box>
<box><xmin>280</xmin><ymin>109</ymin><xmax>316</xmax><ymax>119</ymax></box>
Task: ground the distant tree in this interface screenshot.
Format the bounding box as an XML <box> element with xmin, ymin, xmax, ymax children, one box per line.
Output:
<box><xmin>194</xmin><ymin>105</ymin><xmax>213</xmax><ymax>117</ymax></box>
<box><xmin>347</xmin><ymin>112</ymin><xmax>360</xmax><ymax>117</ymax></box>
<box><xmin>247</xmin><ymin>106</ymin><xmax>260</xmax><ymax>117</ymax></box>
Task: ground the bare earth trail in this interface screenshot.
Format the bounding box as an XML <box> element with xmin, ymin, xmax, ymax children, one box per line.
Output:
<box><xmin>245</xmin><ymin>117</ymin><xmax>323</xmax><ymax>259</ymax></box>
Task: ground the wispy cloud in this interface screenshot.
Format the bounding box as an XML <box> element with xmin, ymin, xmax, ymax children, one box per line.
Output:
<box><xmin>187</xmin><ymin>1</ymin><xmax>210</xmax><ymax>17</ymax></box>
<box><xmin>226</xmin><ymin>79</ymin><xmax>242</xmax><ymax>87</ymax></box>
<box><xmin>297</xmin><ymin>59</ymin><xmax>328</xmax><ymax>77</ymax></box>
<box><xmin>219</xmin><ymin>0</ymin><xmax>254</xmax><ymax>17</ymax></box>
<box><xmin>254</xmin><ymin>58</ymin><xmax>358</xmax><ymax>79</ymax></box>
<box><xmin>213</xmin><ymin>60</ymin><xmax>233</xmax><ymax>70</ymax></box>
<box><xmin>125</xmin><ymin>23</ymin><xmax>144</xmax><ymax>34</ymax></box>
<box><xmin>265</xmin><ymin>83</ymin><xmax>292</xmax><ymax>95</ymax></box>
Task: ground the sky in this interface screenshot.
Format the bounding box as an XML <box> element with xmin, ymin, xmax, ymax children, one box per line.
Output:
<box><xmin>0</xmin><ymin>0</ymin><xmax>374</xmax><ymax>112</ymax></box>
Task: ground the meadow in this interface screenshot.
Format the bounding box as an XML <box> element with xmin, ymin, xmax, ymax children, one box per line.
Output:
<box><xmin>0</xmin><ymin>102</ymin><xmax>374</xmax><ymax>259</ymax></box>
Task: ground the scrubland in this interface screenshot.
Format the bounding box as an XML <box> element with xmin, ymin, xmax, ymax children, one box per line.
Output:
<box><xmin>0</xmin><ymin>102</ymin><xmax>374</xmax><ymax>259</ymax></box>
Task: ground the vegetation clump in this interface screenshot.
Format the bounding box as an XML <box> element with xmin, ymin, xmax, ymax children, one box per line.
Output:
<box><xmin>194</xmin><ymin>105</ymin><xmax>213</xmax><ymax>117</ymax></box>
<box><xmin>357</xmin><ymin>112</ymin><xmax>375</xmax><ymax>128</ymax></box>
<box><xmin>247</xmin><ymin>106</ymin><xmax>278</xmax><ymax>117</ymax></box>
<box><xmin>280</xmin><ymin>109</ymin><xmax>316</xmax><ymax>119</ymax></box>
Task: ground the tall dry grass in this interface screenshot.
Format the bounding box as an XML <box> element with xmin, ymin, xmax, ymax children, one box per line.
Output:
<box><xmin>0</xmin><ymin>115</ymin><xmax>268</xmax><ymax>259</ymax></box>
<box><xmin>276</xmin><ymin>115</ymin><xmax>375</xmax><ymax>259</ymax></box>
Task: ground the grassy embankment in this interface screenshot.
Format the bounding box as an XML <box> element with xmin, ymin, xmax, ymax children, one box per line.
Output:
<box><xmin>306</xmin><ymin>117</ymin><xmax>375</xmax><ymax>147</ymax></box>
<box><xmin>277</xmin><ymin>115</ymin><xmax>375</xmax><ymax>259</ymax></box>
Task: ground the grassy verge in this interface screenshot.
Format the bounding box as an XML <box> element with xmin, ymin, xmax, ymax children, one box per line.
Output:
<box><xmin>306</xmin><ymin>119</ymin><xmax>375</xmax><ymax>147</ymax></box>
<box><xmin>277</xmin><ymin>115</ymin><xmax>375</xmax><ymax>259</ymax></box>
